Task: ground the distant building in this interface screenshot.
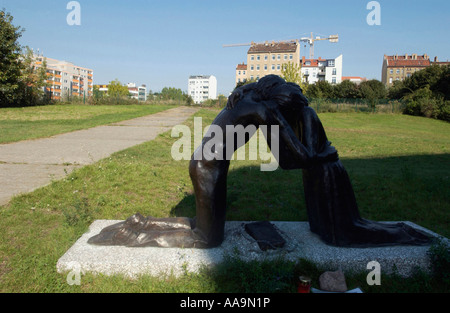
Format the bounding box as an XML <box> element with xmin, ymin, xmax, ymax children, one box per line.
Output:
<box><xmin>95</xmin><ymin>84</ymin><xmax>109</xmax><ymax>93</ymax></box>
<box><xmin>234</xmin><ymin>40</ymin><xmax>301</xmax><ymax>84</ymax></box>
<box><xmin>301</xmin><ymin>55</ymin><xmax>343</xmax><ymax>85</ymax></box>
<box><xmin>381</xmin><ymin>54</ymin><xmax>431</xmax><ymax>87</ymax></box>
<box><xmin>431</xmin><ymin>56</ymin><xmax>450</xmax><ymax>67</ymax></box>
<box><xmin>188</xmin><ymin>75</ymin><xmax>217</xmax><ymax>104</ymax></box>
<box><xmin>33</xmin><ymin>54</ymin><xmax>93</xmax><ymax>101</ymax></box>
<box><xmin>342</xmin><ymin>76</ymin><xmax>367</xmax><ymax>85</ymax></box>
<box><xmin>94</xmin><ymin>83</ymin><xmax>147</xmax><ymax>101</ymax></box>
<box><xmin>235</xmin><ymin>63</ymin><xmax>247</xmax><ymax>85</ymax></box>
<box><xmin>127</xmin><ymin>83</ymin><xmax>147</xmax><ymax>101</ymax></box>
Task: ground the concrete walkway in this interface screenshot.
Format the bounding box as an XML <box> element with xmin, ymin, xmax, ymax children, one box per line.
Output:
<box><xmin>0</xmin><ymin>106</ymin><xmax>199</xmax><ymax>206</ymax></box>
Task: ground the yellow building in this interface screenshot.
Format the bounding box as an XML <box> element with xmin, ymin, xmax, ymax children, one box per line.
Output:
<box><xmin>382</xmin><ymin>54</ymin><xmax>430</xmax><ymax>87</ymax></box>
<box><xmin>235</xmin><ymin>40</ymin><xmax>301</xmax><ymax>84</ymax></box>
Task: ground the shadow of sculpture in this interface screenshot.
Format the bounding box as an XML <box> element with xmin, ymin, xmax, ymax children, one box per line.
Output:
<box><xmin>88</xmin><ymin>75</ymin><xmax>432</xmax><ymax>249</ymax></box>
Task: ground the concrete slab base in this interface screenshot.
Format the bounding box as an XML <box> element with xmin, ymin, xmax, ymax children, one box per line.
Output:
<box><xmin>57</xmin><ymin>220</ymin><xmax>447</xmax><ymax>279</ymax></box>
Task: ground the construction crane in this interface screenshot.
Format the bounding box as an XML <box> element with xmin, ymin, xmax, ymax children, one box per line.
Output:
<box><xmin>300</xmin><ymin>33</ymin><xmax>339</xmax><ymax>59</ymax></box>
<box><xmin>223</xmin><ymin>33</ymin><xmax>339</xmax><ymax>59</ymax></box>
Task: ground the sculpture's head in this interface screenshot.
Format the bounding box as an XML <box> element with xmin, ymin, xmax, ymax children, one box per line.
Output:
<box><xmin>253</xmin><ymin>75</ymin><xmax>309</xmax><ymax>113</ymax></box>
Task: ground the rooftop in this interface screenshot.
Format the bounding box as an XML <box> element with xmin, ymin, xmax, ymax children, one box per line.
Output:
<box><xmin>384</xmin><ymin>54</ymin><xmax>431</xmax><ymax>68</ymax></box>
<box><xmin>236</xmin><ymin>63</ymin><xmax>247</xmax><ymax>70</ymax></box>
<box><xmin>248</xmin><ymin>41</ymin><xmax>298</xmax><ymax>54</ymax></box>
<box><xmin>301</xmin><ymin>56</ymin><xmax>329</xmax><ymax>67</ymax></box>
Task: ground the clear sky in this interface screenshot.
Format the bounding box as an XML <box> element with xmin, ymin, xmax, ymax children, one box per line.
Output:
<box><xmin>1</xmin><ymin>0</ymin><xmax>449</xmax><ymax>95</ymax></box>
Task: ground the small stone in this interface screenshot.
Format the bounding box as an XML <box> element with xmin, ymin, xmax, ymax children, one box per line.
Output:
<box><xmin>319</xmin><ymin>270</ymin><xmax>348</xmax><ymax>292</ymax></box>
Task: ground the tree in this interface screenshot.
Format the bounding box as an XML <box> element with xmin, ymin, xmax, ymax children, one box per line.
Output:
<box><xmin>281</xmin><ymin>62</ymin><xmax>302</xmax><ymax>85</ymax></box>
<box><xmin>305</xmin><ymin>80</ymin><xmax>334</xmax><ymax>99</ymax></box>
<box><xmin>160</xmin><ymin>87</ymin><xmax>184</xmax><ymax>101</ymax></box>
<box><xmin>0</xmin><ymin>9</ymin><xmax>25</xmax><ymax>107</ymax></box>
<box><xmin>108</xmin><ymin>79</ymin><xmax>129</xmax><ymax>98</ymax></box>
<box><xmin>333</xmin><ymin>80</ymin><xmax>361</xmax><ymax>99</ymax></box>
<box><xmin>18</xmin><ymin>47</ymin><xmax>49</xmax><ymax>105</ymax></box>
<box><xmin>359</xmin><ymin>79</ymin><xmax>387</xmax><ymax>99</ymax></box>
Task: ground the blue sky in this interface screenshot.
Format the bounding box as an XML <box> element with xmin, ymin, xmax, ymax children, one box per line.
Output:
<box><xmin>1</xmin><ymin>0</ymin><xmax>449</xmax><ymax>95</ymax></box>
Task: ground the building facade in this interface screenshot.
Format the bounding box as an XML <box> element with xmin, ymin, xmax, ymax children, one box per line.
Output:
<box><xmin>188</xmin><ymin>75</ymin><xmax>217</xmax><ymax>104</ymax></box>
<box><xmin>301</xmin><ymin>55</ymin><xmax>343</xmax><ymax>85</ymax></box>
<box><xmin>235</xmin><ymin>63</ymin><xmax>247</xmax><ymax>85</ymax></box>
<box><xmin>382</xmin><ymin>54</ymin><xmax>431</xmax><ymax>87</ymax></box>
<box><xmin>127</xmin><ymin>83</ymin><xmax>147</xmax><ymax>101</ymax></box>
<box><xmin>235</xmin><ymin>41</ymin><xmax>301</xmax><ymax>84</ymax></box>
<box><xmin>33</xmin><ymin>54</ymin><xmax>93</xmax><ymax>101</ymax></box>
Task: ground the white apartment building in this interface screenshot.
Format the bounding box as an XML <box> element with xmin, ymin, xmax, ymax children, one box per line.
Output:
<box><xmin>301</xmin><ymin>54</ymin><xmax>343</xmax><ymax>85</ymax></box>
<box><xmin>127</xmin><ymin>83</ymin><xmax>147</xmax><ymax>101</ymax></box>
<box><xmin>33</xmin><ymin>54</ymin><xmax>93</xmax><ymax>100</ymax></box>
<box><xmin>188</xmin><ymin>75</ymin><xmax>217</xmax><ymax>104</ymax></box>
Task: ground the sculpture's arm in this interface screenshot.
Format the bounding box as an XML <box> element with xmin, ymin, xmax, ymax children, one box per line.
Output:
<box><xmin>263</xmin><ymin>101</ymin><xmax>317</xmax><ymax>168</ymax></box>
<box><xmin>264</xmin><ymin>101</ymin><xmax>338</xmax><ymax>169</ymax></box>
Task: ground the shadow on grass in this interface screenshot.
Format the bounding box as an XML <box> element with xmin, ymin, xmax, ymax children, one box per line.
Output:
<box><xmin>171</xmin><ymin>153</ymin><xmax>449</xmax><ymax>238</ymax></box>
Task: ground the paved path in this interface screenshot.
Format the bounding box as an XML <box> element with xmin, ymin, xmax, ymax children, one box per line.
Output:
<box><xmin>0</xmin><ymin>106</ymin><xmax>199</xmax><ymax>206</ymax></box>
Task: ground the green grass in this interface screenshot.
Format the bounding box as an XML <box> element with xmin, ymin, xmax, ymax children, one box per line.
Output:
<box><xmin>0</xmin><ymin>104</ymin><xmax>175</xmax><ymax>144</ymax></box>
<box><xmin>0</xmin><ymin>109</ymin><xmax>449</xmax><ymax>293</ymax></box>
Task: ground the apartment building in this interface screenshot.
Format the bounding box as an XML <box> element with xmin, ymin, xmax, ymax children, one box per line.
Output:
<box><xmin>235</xmin><ymin>40</ymin><xmax>301</xmax><ymax>84</ymax></box>
<box><xmin>381</xmin><ymin>54</ymin><xmax>431</xmax><ymax>87</ymax></box>
<box><xmin>127</xmin><ymin>83</ymin><xmax>147</xmax><ymax>101</ymax></box>
<box><xmin>235</xmin><ymin>63</ymin><xmax>248</xmax><ymax>85</ymax></box>
<box><xmin>301</xmin><ymin>55</ymin><xmax>343</xmax><ymax>85</ymax></box>
<box><xmin>33</xmin><ymin>54</ymin><xmax>93</xmax><ymax>100</ymax></box>
<box><xmin>188</xmin><ymin>75</ymin><xmax>217</xmax><ymax>104</ymax></box>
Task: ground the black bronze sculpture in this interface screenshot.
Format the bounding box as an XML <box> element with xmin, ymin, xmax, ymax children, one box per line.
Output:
<box><xmin>88</xmin><ymin>75</ymin><xmax>431</xmax><ymax>248</ymax></box>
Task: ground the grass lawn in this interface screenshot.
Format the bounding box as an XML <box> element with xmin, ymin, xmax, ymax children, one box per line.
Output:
<box><xmin>0</xmin><ymin>109</ymin><xmax>448</xmax><ymax>293</ymax></box>
<box><xmin>0</xmin><ymin>104</ymin><xmax>175</xmax><ymax>144</ymax></box>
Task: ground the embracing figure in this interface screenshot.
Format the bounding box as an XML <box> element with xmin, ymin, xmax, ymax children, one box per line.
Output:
<box><xmin>88</xmin><ymin>75</ymin><xmax>430</xmax><ymax>248</ymax></box>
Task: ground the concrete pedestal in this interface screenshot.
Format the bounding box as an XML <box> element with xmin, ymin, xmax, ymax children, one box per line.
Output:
<box><xmin>57</xmin><ymin>220</ymin><xmax>447</xmax><ymax>278</ymax></box>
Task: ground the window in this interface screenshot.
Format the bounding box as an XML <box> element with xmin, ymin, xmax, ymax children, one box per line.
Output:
<box><xmin>250</xmin><ymin>75</ymin><xmax>254</xmax><ymax>80</ymax></box>
<box><xmin>389</xmin><ymin>78</ymin><xmax>393</xmax><ymax>84</ymax></box>
<box><xmin>289</xmin><ymin>54</ymin><xmax>293</xmax><ymax>60</ymax></box>
<box><xmin>332</xmin><ymin>68</ymin><xmax>337</xmax><ymax>75</ymax></box>
<box><xmin>271</xmin><ymin>65</ymin><xmax>275</xmax><ymax>70</ymax></box>
<box><xmin>284</xmin><ymin>54</ymin><xmax>288</xmax><ymax>60</ymax></box>
<box><xmin>396</xmin><ymin>69</ymin><xmax>400</xmax><ymax>74</ymax></box>
<box><xmin>243</xmin><ymin>71</ymin><xmax>246</xmax><ymax>75</ymax></box>
<box><xmin>332</xmin><ymin>77</ymin><xmax>337</xmax><ymax>84</ymax></box>
<box><xmin>250</xmin><ymin>65</ymin><xmax>254</xmax><ymax>71</ymax></box>
<box><xmin>256</xmin><ymin>65</ymin><xmax>260</xmax><ymax>71</ymax></box>
<box><xmin>272</xmin><ymin>55</ymin><xmax>276</xmax><ymax>61</ymax></box>
<box><xmin>264</xmin><ymin>55</ymin><xmax>268</xmax><ymax>60</ymax></box>
<box><xmin>264</xmin><ymin>65</ymin><xmax>268</xmax><ymax>71</ymax></box>
<box><xmin>251</xmin><ymin>55</ymin><xmax>254</xmax><ymax>61</ymax></box>
<box><xmin>257</xmin><ymin>55</ymin><xmax>260</xmax><ymax>61</ymax></box>
<box><xmin>277</xmin><ymin>64</ymin><xmax>281</xmax><ymax>70</ymax></box>
<box><xmin>238</xmin><ymin>71</ymin><xmax>241</xmax><ymax>75</ymax></box>
<box><xmin>328</xmin><ymin>60</ymin><xmax>335</xmax><ymax>67</ymax></box>
<box><xmin>390</xmin><ymin>69</ymin><xmax>394</xmax><ymax>74</ymax></box>
<box><xmin>305</xmin><ymin>61</ymin><xmax>311</xmax><ymax>66</ymax></box>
